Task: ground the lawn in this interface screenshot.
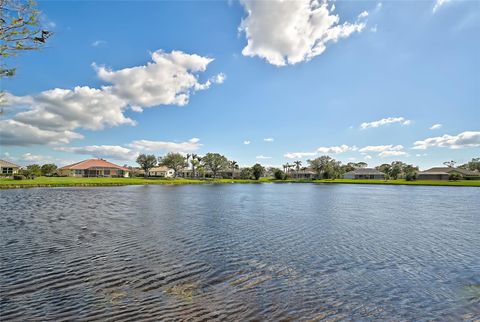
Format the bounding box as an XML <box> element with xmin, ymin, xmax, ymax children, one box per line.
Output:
<box><xmin>0</xmin><ymin>176</ymin><xmax>479</xmax><ymax>188</ymax></box>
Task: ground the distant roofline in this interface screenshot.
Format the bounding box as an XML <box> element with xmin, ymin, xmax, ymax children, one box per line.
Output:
<box><xmin>0</xmin><ymin>159</ymin><xmax>21</xmax><ymax>168</ymax></box>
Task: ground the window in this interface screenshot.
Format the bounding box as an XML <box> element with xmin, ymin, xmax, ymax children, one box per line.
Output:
<box><xmin>104</xmin><ymin>170</ymin><xmax>111</xmax><ymax>176</ymax></box>
<box><xmin>2</xmin><ymin>168</ymin><xmax>13</xmax><ymax>174</ymax></box>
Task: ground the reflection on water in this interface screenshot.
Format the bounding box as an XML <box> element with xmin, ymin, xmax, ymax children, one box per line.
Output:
<box><xmin>1</xmin><ymin>184</ymin><xmax>479</xmax><ymax>321</ymax></box>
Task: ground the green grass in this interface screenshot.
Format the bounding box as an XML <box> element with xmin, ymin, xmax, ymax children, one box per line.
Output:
<box><xmin>0</xmin><ymin>176</ymin><xmax>479</xmax><ymax>189</ymax></box>
<box><xmin>313</xmin><ymin>179</ymin><xmax>480</xmax><ymax>186</ymax></box>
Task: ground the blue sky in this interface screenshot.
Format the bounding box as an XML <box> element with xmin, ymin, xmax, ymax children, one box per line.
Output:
<box><xmin>1</xmin><ymin>0</ymin><xmax>479</xmax><ymax>169</ymax></box>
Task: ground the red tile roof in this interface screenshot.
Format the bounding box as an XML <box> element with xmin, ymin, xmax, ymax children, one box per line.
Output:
<box><xmin>59</xmin><ymin>159</ymin><xmax>128</xmax><ymax>171</ymax></box>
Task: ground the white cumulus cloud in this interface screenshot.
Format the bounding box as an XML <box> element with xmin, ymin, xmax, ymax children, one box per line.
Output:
<box><xmin>360</xmin><ymin>117</ymin><xmax>411</xmax><ymax>130</ymax></box>
<box><xmin>128</xmin><ymin>138</ymin><xmax>202</xmax><ymax>153</ymax></box>
<box><xmin>413</xmin><ymin>131</ymin><xmax>480</xmax><ymax>150</ymax></box>
<box><xmin>264</xmin><ymin>138</ymin><xmax>274</xmax><ymax>142</ymax></box>
<box><xmin>1</xmin><ymin>50</ymin><xmax>223</xmax><ymax>146</ymax></box>
<box><xmin>256</xmin><ymin>155</ymin><xmax>272</xmax><ymax>159</ymax></box>
<box><xmin>429</xmin><ymin>123</ymin><xmax>442</xmax><ymax>130</ymax></box>
<box><xmin>317</xmin><ymin>144</ymin><xmax>353</xmax><ymax>154</ymax></box>
<box><xmin>55</xmin><ymin>145</ymin><xmax>137</xmax><ymax>161</ymax></box>
<box><xmin>243</xmin><ymin>140</ymin><xmax>251</xmax><ymax>145</ymax></box>
<box><xmin>284</xmin><ymin>152</ymin><xmax>317</xmax><ymax>159</ymax></box>
<box><xmin>239</xmin><ymin>0</ymin><xmax>367</xmax><ymax>66</ymax></box>
<box><xmin>0</xmin><ymin>119</ymin><xmax>84</xmax><ymax>146</ymax></box>
<box><xmin>94</xmin><ymin>50</ymin><xmax>223</xmax><ymax>109</ymax></box>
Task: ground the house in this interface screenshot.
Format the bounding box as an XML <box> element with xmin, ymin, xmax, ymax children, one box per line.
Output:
<box><xmin>417</xmin><ymin>167</ymin><xmax>480</xmax><ymax>180</ymax></box>
<box><xmin>0</xmin><ymin>159</ymin><xmax>21</xmax><ymax>176</ymax></box>
<box><xmin>147</xmin><ymin>166</ymin><xmax>175</xmax><ymax>178</ymax></box>
<box><xmin>58</xmin><ymin>159</ymin><xmax>129</xmax><ymax>177</ymax></box>
<box><xmin>294</xmin><ymin>169</ymin><xmax>317</xmax><ymax>180</ymax></box>
<box><xmin>343</xmin><ymin>168</ymin><xmax>385</xmax><ymax>180</ymax></box>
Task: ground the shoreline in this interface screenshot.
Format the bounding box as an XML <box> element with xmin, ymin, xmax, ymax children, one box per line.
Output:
<box><xmin>1</xmin><ymin>177</ymin><xmax>479</xmax><ymax>189</ymax></box>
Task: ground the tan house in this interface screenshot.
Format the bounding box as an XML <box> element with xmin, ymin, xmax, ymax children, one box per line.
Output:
<box><xmin>0</xmin><ymin>159</ymin><xmax>21</xmax><ymax>176</ymax></box>
<box><xmin>147</xmin><ymin>166</ymin><xmax>175</xmax><ymax>178</ymax></box>
<box><xmin>58</xmin><ymin>159</ymin><xmax>129</xmax><ymax>177</ymax></box>
<box><xmin>417</xmin><ymin>167</ymin><xmax>480</xmax><ymax>180</ymax></box>
<box><xmin>343</xmin><ymin>168</ymin><xmax>386</xmax><ymax>180</ymax></box>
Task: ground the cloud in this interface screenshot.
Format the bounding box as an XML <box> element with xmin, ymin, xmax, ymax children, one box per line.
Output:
<box><xmin>359</xmin><ymin>144</ymin><xmax>407</xmax><ymax>158</ymax></box>
<box><xmin>256</xmin><ymin>155</ymin><xmax>272</xmax><ymax>159</ymax></box>
<box><xmin>239</xmin><ymin>0</ymin><xmax>366</xmax><ymax>66</ymax></box>
<box><xmin>2</xmin><ymin>50</ymin><xmax>223</xmax><ymax>146</ymax></box>
<box><xmin>360</xmin><ymin>117</ymin><xmax>411</xmax><ymax>130</ymax></box>
<box><xmin>378</xmin><ymin>150</ymin><xmax>407</xmax><ymax>157</ymax></box>
<box><xmin>284</xmin><ymin>152</ymin><xmax>317</xmax><ymax>159</ymax></box>
<box><xmin>264</xmin><ymin>138</ymin><xmax>274</xmax><ymax>142</ymax></box>
<box><xmin>55</xmin><ymin>138</ymin><xmax>202</xmax><ymax>161</ymax></box>
<box><xmin>21</xmin><ymin>153</ymin><xmax>53</xmax><ymax>163</ymax></box>
<box><xmin>0</xmin><ymin>119</ymin><xmax>84</xmax><ymax>146</ymax></box>
<box><xmin>55</xmin><ymin>145</ymin><xmax>137</xmax><ymax>161</ymax></box>
<box><xmin>317</xmin><ymin>144</ymin><xmax>354</xmax><ymax>154</ymax></box>
<box><xmin>429</xmin><ymin>123</ymin><xmax>442</xmax><ymax>130</ymax></box>
<box><xmin>94</xmin><ymin>50</ymin><xmax>221</xmax><ymax>109</ymax></box>
<box><xmin>243</xmin><ymin>140</ymin><xmax>251</xmax><ymax>145</ymax></box>
<box><xmin>284</xmin><ymin>144</ymin><xmax>354</xmax><ymax>159</ymax></box>
<box><xmin>14</xmin><ymin>86</ymin><xmax>134</xmax><ymax>131</ymax></box>
<box><xmin>364</xmin><ymin>155</ymin><xmax>372</xmax><ymax>160</ymax></box>
<box><xmin>128</xmin><ymin>138</ymin><xmax>202</xmax><ymax>153</ymax></box>
<box><xmin>359</xmin><ymin>144</ymin><xmax>404</xmax><ymax>153</ymax></box>
<box><xmin>413</xmin><ymin>131</ymin><xmax>480</xmax><ymax>150</ymax></box>
<box><xmin>433</xmin><ymin>0</ymin><xmax>452</xmax><ymax>13</ymax></box>
<box><xmin>91</xmin><ymin>40</ymin><xmax>107</xmax><ymax>47</ymax></box>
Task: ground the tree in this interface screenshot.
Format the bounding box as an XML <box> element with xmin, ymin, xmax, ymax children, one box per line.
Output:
<box><xmin>136</xmin><ymin>154</ymin><xmax>157</xmax><ymax>177</ymax></box>
<box><xmin>229</xmin><ymin>160</ymin><xmax>239</xmax><ymax>179</ymax></box>
<box><xmin>251</xmin><ymin>163</ymin><xmax>265</xmax><ymax>180</ymax></box>
<box><xmin>293</xmin><ymin>160</ymin><xmax>302</xmax><ymax>179</ymax></box>
<box><xmin>21</xmin><ymin>164</ymin><xmax>41</xmax><ymax>179</ymax></box>
<box><xmin>324</xmin><ymin>160</ymin><xmax>342</xmax><ymax>179</ymax></box>
<box><xmin>376</xmin><ymin>164</ymin><xmax>392</xmax><ymax>179</ymax></box>
<box><xmin>273</xmin><ymin>168</ymin><xmax>284</xmax><ymax>180</ymax></box>
<box><xmin>158</xmin><ymin>153</ymin><xmax>186</xmax><ymax>177</ymax></box>
<box><xmin>1</xmin><ymin>0</ymin><xmax>52</xmax><ymax>78</ymax></box>
<box><xmin>308</xmin><ymin>156</ymin><xmax>334</xmax><ymax>179</ymax></box>
<box><xmin>240</xmin><ymin>167</ymin><xmax>253</xmax><ymax>179</ymax></box>
<box><xmin>202</xmin><ymin>153</ymin><xmax>228</xmax><ymax>178</ymax></box>
<box><xmin>40</xmin><ymin>163</ymin><xmax>57</xmax><ymax>176</ymax></box>
<box><xmin>459</xmin><ymin>158</ymin><xmax>480</xmax><ymax>172</ymax></box>
<box><xmin>443</xmin><ymin>160</ymin><xmax>456</xmax><ymax>168</ymax></box>
<box><xmin>191</xmin><ymin>156</ymin><xmax>200</xmax><ymax>178</ymax></box>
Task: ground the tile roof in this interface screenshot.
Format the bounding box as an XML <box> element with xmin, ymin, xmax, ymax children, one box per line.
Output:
<box><xmin>421</xmin><ymin>167</ymin><xmax>478</xmax><ymax>176</ymax></box>
<box><xmin>0</xmin><ymin>159</ymin><xmax>21</xmax><ymax>168</ymax></box>
<box><xmin>345</xmin><ymin>168</ymin><xmax>385</xmax><ymax>175</ymax></box>
<box><xmin>149</xmin><ymin>166</ymin><xmax>172</xmax><ymax>172</ymax></box>
<box><xmin>59</xmin><ymin>159</ymin><xmax>128</xmax><ymax>171</ymax></box>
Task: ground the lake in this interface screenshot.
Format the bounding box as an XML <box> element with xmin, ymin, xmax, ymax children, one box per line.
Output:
<box><xmin>1</xmin><ymin>184</ymin><xmax>479</xmax><ymax>321</ymax></box>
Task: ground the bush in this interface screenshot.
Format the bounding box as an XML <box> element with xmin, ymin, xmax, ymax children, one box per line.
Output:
<box><xmin>449</xmin><ymin>173</ymin><xmax>462</xmax><ymax>181</ymax></box>
<box><xmin>13</xmin><ymin>175</ymin><xmax>26</xmax><ymax>180</ymax></box>
<box><xmin>405</xmin><ymin>172</ymin><xmax>416</xmax><ymax>181</ymax></box>
<box><xmin>273</xmin><ymin>169</ymin><xmax>284</xmax><ymax>180</ymax></box>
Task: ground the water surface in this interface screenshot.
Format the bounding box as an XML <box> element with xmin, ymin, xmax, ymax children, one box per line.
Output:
<box><xmin>1</xmin><ymin>184</ymin><xmax>479</xmax><ymax>321</ymax></box>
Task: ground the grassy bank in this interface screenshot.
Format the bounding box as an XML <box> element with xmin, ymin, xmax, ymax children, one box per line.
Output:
<box><xmin>0</xmin><ymin>176</ymin><xmax>479</xmax><ymax>188</ymax></box>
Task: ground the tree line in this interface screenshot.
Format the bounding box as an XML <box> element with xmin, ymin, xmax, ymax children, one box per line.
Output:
<box><xmin>136</xmin><ymin>153</ymin><xmax>266</xmax><ymax>180</ymax></box>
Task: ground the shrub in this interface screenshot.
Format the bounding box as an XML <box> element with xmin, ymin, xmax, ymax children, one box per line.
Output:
<box><xmin>273</xmin><ymin>169</ymin><xmax>284</xmax><ymax>180</ymax></box>
<box><xmin>405</xmin><ymin>172</ymin><xmax>416</xmax><ymax>181</ymax></box>
<box><xmin>449</xmin><ymin>173</ymin><xmax>462</xmax><ymax>181</ymax></box>
<box><xmin>13</xmin><ymin>175</ymin><xmax>26</xmax><ymax>180</ymax></box>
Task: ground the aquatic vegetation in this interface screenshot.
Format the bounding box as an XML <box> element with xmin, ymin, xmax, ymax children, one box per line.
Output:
<box><xmin>164</xmin><ymin>282</ymin><xmax>200</xmax><ymax>302</ymax></box>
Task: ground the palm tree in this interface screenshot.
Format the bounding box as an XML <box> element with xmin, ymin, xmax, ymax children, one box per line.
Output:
<box><xmin>190</xmin><ymin>154</ymin><xmax>198</xmax><ymax>178</ymax></box>
<box><xmin>229</xmin><ymin>160</ymin><xmax>239</xmax><ymax>179</ymax></box>
<box><xmin>294</xmin><ymin>160</ymin><xmax>302</xmax><ymax>179</ymax></box>
<box><xmin>286</xmin><ymin>163</ymin><xmax>293</xmax><ymax>177</ymax></box>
